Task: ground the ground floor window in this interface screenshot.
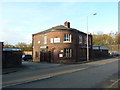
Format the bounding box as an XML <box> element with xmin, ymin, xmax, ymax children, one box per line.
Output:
<box><xmin>79</xmin><ymin>48</ymin><xmax>86</xmax><ymax>58</ymax></box>
<box><xmin>35</xmin><ymin>52</ymin><xmax>39</xmax><ymax>57</ymax></box>
<box><xmin>64</xmin><ymin>48</ymin><xmax>72</xmax><ymax>57</ymax></box>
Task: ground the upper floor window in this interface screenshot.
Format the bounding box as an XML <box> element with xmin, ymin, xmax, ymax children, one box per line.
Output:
<box><xmin>64</xmin><ymin>34</ymin><xmax>72</xmax><ymax>42</ymax></box>
<box><xmin>44</xmin><ymin>36</ymin><xmax>47</xmax><ymax>44</ymax></box>
<box><xmin>84</xmin><ymin>36</ymin><xmax>87</xmax><ymax>44</ymax></box>
<box><xmin>79</xmin><ymin>35</ymin><xmax>82</xmax><ymax>44</ymax></box>
<box><xmin>89</xmin><ymin>37</ymin><xmax>92</xmax><ymax>45</ymax></box>
<box><xmin>50</xmin><ymin>38</ymin><xmax>53</xmax><ymax>43</ymax></box>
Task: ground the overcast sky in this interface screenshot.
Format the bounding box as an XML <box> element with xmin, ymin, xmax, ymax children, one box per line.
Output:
<box><xmin>0</xmin><ymin>1</ymin><xmax>118</xmax><ymax>45</ymax></box>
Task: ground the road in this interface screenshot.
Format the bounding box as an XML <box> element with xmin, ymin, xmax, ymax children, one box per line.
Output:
<box><xmin>2</xmin><ymin>57</ymin><xmax>119</xmax><ymax>88</ymax></box>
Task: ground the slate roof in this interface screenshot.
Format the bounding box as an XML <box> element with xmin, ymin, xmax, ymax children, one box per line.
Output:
<box><xmin>33</xmin><ymin>25</ymin><xmax>87</xmax><ymax>35</ymax></box>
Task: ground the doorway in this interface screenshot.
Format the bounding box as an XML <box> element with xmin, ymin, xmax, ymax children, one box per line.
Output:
<box><xmin>40</xmin><ymin>49</ymin><xmax>51</xmax><ymax>62</ymax></box>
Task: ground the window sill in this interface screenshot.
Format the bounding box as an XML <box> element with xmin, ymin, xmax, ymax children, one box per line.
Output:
<box><xmin>63</xmin><ymin>41</ymin><xmax>72</xmax><ymax>43</ymax></box>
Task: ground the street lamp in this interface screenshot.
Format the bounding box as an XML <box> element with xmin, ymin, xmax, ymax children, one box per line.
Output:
<box><xmin>87</xmin><ymin>13</ymin><xmax>97</xmax><ymax>62</ymax></box>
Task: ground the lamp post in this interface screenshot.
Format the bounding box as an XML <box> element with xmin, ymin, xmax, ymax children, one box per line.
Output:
<box><xmin>86</xmin><ymin>16</ymin><xmax>89</xmax><ymax>62</ymax></box>
<box><xmin>87</xmin><ymin>13</ymin><xmax>97</xmax><ymax>62</ymax></box>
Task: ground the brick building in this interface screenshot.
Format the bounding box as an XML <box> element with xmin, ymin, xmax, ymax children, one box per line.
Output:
<box><xmin>32</xmin><ymin>21</ymin><xmax>92</xmax><ymax>63</ymax></box>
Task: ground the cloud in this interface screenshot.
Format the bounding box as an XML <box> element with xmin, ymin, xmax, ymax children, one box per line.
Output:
<box><xmin>0</xmin><ymin>27</ymin><xmax>32</xmax><ymax>45</ymax></box>
<box><xmin>0</xmin><ymin>20</ymin><xmax>11</xmax><ymax>24</ymax></box>
<box><xmin>0</xmin><ymin>20</ymin><xmax>12</xmax><ymax>27</ymax></box>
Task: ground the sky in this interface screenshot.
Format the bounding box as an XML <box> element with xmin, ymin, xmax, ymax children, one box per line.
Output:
<box><xmin>0</xmin><ymin>1</ymin><xmax>118</xmax><ymax>45</ymax></box>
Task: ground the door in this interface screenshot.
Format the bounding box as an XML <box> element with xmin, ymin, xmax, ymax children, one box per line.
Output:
<box><xmin>40</xmin><ymin>50</ymin><xmax>51</xmax><ymax>62</ymax></box>
<box><xmin>51</xmin><ymin>48</ymin><xmax>58</xmax><ymax>63</ymax></box>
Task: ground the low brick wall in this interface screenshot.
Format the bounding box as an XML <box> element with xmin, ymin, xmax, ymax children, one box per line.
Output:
<box><xmin>2</xmin><ymin>51</ymin><xmax>23</xmax><ymax>68</ymax></box>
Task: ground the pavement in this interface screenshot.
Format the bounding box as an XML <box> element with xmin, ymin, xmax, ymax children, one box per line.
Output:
<box><xmin>2</xmin><ymin>56</ymin><xmax>116</xmax><ymax>74</ymax></box>
<box><xmin>2</xmin><ymin>61</ymin><xmax>62</xmax><ymax>74</ymax></box>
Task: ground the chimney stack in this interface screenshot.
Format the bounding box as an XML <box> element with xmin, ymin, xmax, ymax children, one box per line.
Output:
<box><xmin>64</xmin><ymin>21</ymin><xmax>70</xmax><ymax>28</ymax></box>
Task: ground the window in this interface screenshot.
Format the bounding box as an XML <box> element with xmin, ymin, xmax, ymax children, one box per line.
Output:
<box><xmin>84</xmin><ymin>36</ymin><xmax>87</xmax><ymax>44</ymax></box>
<box><xmin>89</xmin><ymin>37</ymin><xmax>92</xmax><ymax>45</ymax></box>
<box><xmin>79</xmin><ymin>35</ymin><xmax>82</xmax><ymax>44</ymax></box>
<box><xmin>64</xmin><ymin>34</ymin><xmax>72</xmax><ymax>42</ymax></box>
<box><xmin>35</xmin><ymin>52</ymin><xmax>39</xmax><ymax>57</ymax></box>
<box><xmin>44</xmin><ymin>36</ymin><xmax>47</xmax><ymax>44</ymax></box>
<box><xmin>64</xmin><ymin>48</ymin><xmax>72</xmax><ymax>57</ymax></box>
<box><xmin>38</xmin><ymin>41</ymin><xmax>40</xmax><ymax>44</ymax></box>
<box><xmin>50</xmin><ymin>38</ymin><xmax>53</xmax><ymax>43</ymax></box>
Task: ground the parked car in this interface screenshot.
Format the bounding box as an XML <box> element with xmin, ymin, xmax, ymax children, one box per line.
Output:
<box><xmin>109</xmin><ymin>52</ymin><xmax>120</xmax><ymax>57</ymax></box>
<box><xmin>22</xmin><ymin>54</ymin><xmax>32</xmax><ymax>61</ymax></box>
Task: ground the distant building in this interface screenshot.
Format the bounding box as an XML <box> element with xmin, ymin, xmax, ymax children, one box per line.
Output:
<box><xmin>93</xmin><ymin>45</ymin><xmax>109</xmax><ymax>58</ymax></box>
<box><xmin>32</xmin><ymin>21</ymin><xmax>92</xmax><ymax>63</ymax></box>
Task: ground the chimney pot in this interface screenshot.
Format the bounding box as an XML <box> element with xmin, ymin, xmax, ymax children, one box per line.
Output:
<box><xmin>64</xmin><ymin>21</ymin><xmax>70</xmax><ymax>28</ymax></box>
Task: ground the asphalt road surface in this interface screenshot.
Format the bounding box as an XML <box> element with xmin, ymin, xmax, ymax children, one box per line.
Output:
<box><xmin>2</xmin><ymin>58</ymin><xmax>119</xmax><ymax>88</ymax></box>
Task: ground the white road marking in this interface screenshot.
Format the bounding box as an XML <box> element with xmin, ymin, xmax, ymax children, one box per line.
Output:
<box><xmin>108</xmin><ymin>79</ymin><xmax>119</xmax><ymax>88</ymax></box>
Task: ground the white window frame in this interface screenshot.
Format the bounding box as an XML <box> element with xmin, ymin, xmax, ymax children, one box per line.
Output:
<box><xmin>50</xmin><ymin>38</ymin><xmax>53</xmax><ymax>43</ymax></box>
<box><xmin>64</xmin><ymin>48</ymin><xmax>72</xmax><ymax>57</ymax></box>
<box><xmin>79</xmin><ymin>35</ymin><xmax>82</xmax><ymax>44</ymax></box>
<box><xmin>64</xmin><ymin>34</ymin><xmax>72</xmax><ymax>42</ymax></box>
<box><xmin>89</xmin><ymin>37</ymin><xmax>92</xmax><ymax>45</ymax></box>
<box><xmin>44</xmin><ymin>36</ymin><xmax>47</xmax><ymax>44</ymax></box>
